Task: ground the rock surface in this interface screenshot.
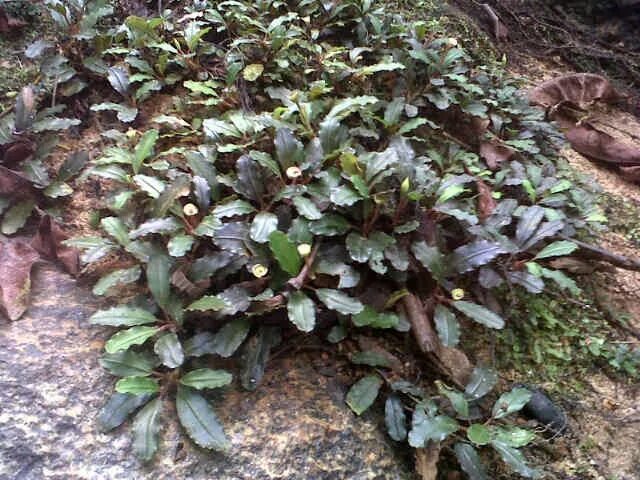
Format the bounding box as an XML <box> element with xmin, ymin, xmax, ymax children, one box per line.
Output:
<box><xmin>0</xmin><ymin>265</ymin><xmax>415</xmax><ymax>480</ymax></box>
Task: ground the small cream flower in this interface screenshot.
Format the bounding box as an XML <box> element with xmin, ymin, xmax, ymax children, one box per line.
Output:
<box><xmin>297</xmin><ymin>243</ymin><xmax>312</xmax><ymax>257</ymax></box>
<box><xmin>252</xmin><ymin>264</ymin><xmax>269</xmax><ymax>278</ymax></box>
<box><xmin>451</xmin><ymin>288</ymin><xmax>465</xmax><ymax>300</ymax></box>
<box><xmin>286</xmin><ymin>166</ymin><xmax>303</xmax><ymax>179</ymax></box>
<box><xmin>183</xmin><ymin>203</ymin><xmax>199</xmax><ymax>216</ymax></box>
<box><xmin>400</xmin><ymin>177</ymin><xmax>410</xmax><ymax>195</ymax></box>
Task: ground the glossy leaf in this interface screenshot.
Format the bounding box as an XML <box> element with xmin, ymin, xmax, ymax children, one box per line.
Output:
<box><xmin>180</xmin><ymin>369</ymin><xmax>233</xmax><ymax>390</ymax></box>
<box><xmin>492</xmin><ymin>387</ymin><xmax>532</xmax><ymax>419</ymax></box>
<box><xmin>154</xmin><ymin>332</ymin><xmax>184</xmax><ymax>368</ymax></box>
<box><xmin>269</xmin><ymin>231</ymin><xmax>302</xmax><ymax>276</ymax></box>
<box><xmin>454</xmin><ymin>443</ymin><xmax>489</xmax><ymax>480</ymax></box>
<box><xmin>491</xmin><ymin>441</ymin><xmax>541</xmax><ymax>478</ymax></box>
<box><xmin>317</xmin><ymin>289</ymin><xmax>364</xmax><ymax>315</ymax></box>
<box><xmin>250</xmin><ymin>212</ymin><xmax>279</xmax><ymax>243</ymax></box>
<box><xmin>176</xmin><ymin>386</ymin><xmax>229</xmax><ymax>451</ymax></box>
<box><xmin>132</xmin><ymin>397</ymin><xmax>162</xmax><ymax>461</ymax></box>
<box><xmin>346</xmin><ymin>375</ymin><xmax>383</xmax><ymax>415</ymax></box>
<box><xmin>147</xmin><ymin>254</ymin><xmax>171</xmax><ymax>309</ymax></box>
<box><xmin>116</xmin><ymin>376</ymin><xmax>159</xmax><ymax>395</ymax></box>
<box><xmin>287</xmin><ymin>291</ymin><xmax>316</xmax><ymax>332</ymax></box>
<box><xmin>385</xmin><ymin>395</ymin><xmax>407</xmax><ymax>442</ymax></box>
<box><xmin>465</xmin><ymin>366</ymin><xmax>498</xmax><ymax>400</ymax></box>
<box><xmin>99</xmin><ymin>350</ymin><xmax>156</xmax><ymax>377</ymax></box>
<box><xmin>90</xmin><ymin>306</ymin><xmax>158</xmax><ymax>327</ymax></box>
<box><xmin>97</xmin><ymin>392</ymin><xmax>152</xmax><ymax>432</ymax></box>
<box><xmin>453</xmin><ymin>301</ymin><xmax>505</xmax><ymax>329</ymax></box>
<box><xmin>434</xmin><ymin>305</ymin><xmax>460</xmax><ymax>347</ymax></box>
<box><xmin>104</xmin><ymin>326</ymin><xmax>160</xmax><ymax>354</ymax></box>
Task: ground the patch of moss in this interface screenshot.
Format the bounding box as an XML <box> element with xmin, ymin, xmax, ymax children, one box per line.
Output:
<box><xmin>601</xmin><ymin>193</ymin><xmax>640</xmax><ymax>247</ymax></box>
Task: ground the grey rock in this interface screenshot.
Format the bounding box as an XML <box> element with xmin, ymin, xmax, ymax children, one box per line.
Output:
<box><xmin>0</xmin><ymin>265</ymin><xmax>415</xmax><ymax>480</ymax></box>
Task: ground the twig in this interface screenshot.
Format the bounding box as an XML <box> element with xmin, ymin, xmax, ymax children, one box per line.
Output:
<box><xmin>288</xmin><ymin>243</ymin><xmax>320</xmax><ymax>290</ymax></box>
<box><xmin>565</xmin><ymin>236</ymin><xmax>640</xmax><ymax>272</ymax></box>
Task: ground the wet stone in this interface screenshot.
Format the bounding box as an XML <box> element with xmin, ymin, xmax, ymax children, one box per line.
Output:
<box><xmin>0</xmin><ymin>265</ymin><xmax>414</xmax><ymax>480</ymax></box>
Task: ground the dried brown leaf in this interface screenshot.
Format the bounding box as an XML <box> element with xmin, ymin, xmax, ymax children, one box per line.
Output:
<box><xmin>529</xmin><ymin>73</ymin><xmax>620</xmax><ymax>110</ymax></box>
<box><xmin>476</xmin><ymin>180</ymin><xmax>496</xmax><ymax>222</ymax></box>
<box><xmin>0</xmin><ymin>240</ymin><xmax>39</xmax><ymax>320</ymax></box>
<box><xmin>565</xmin><ymin>123</ymin><xmax>640</xmax><ymax>166</ymax></box>
<box><xmin>0</xmin><ymin>166</ymin><xmax>32</xmax><ymax>196</ymax></box>
<box><xmin>479</xmin><ymin>142</ymin><xmax>514</xmax><ymax>170</ymax></box>
<box><xmin>415</xmin><ymin>442</ymin><xmax>440</xmax><ymax>480</ymax></box>
<box><xmin>31</xmin><ymin>215</ymin><xmax>80</xmax><ymax>276</ymax></box>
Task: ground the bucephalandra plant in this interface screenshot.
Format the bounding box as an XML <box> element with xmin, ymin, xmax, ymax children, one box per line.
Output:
<box><xmin>23</xmin><ymin>0</ymin><xmax>606</xmax><ymax>476</ymax></box>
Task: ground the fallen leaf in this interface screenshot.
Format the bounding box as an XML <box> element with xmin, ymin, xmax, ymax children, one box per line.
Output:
<box><xmin>0</xmin><ymin>7</ymin><xmax>27</xmax><ymax>34</ymax></box>
<box><xmin>476</xmin><ymin>179</ymin><xmax>496</xmax><ymax>222</ymax></box>
<box><xmin>0</xmin><ymin>240</ymin><xmax>40</xmax><ymax>320</ymax></box>
<box><xmin>565</xmin><ymin>123</ymin><xmax>640</xmax><ymax>166</ymax></box>
<box><xmin>529</xmin><ymin>73</ymin><xmax>620</xmax><ymax>110</ymax></box>
<box><xmin>31</xmin><ymin>215</ymin><xmax>80</xmax><ymax>276</ymax></box>
<box><xmin>479</xmin><ymin>142</ymin><xmax>514</xmax><ymax>170</ymax></box>
<box><xmin>0</xmin><ymin>166</ymin><xmax>32</xmax><ymax>196</ymax></box>
<box><xmin>2</xmin><ymin>141</ymin><xmax>34</xmax><ymax>167</ymax></box>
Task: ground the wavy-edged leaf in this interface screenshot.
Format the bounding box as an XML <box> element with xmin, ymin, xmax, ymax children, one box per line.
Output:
<box><xmin>465</xmin><ymin>366</ymin><xmax>498</xmax><ymax>400</ymax></box>
<box><xmin>176</xmin><ymin>386</ymin><xmax>230</xmax><ymax>451</ymax></box>
<box><xmin>493</xmin><ymin>427</ymin><xmax>536</xmax><ymax>448</ymax></box>
<box><xmin>235</xmin><ymin>155</ymin><xmax>264</xmax><ymax>202</ymax></box>
<box><xmin>132</xmin><ymin>397</ymin><xmax>162</xmax><ymax>461</ymax></box>
<box><xmin>250</xmin><ymin>212</ymin><xmax>278</xmax><ymax>243</ymax></box>
<box><xmin>105</xmin><ymin>326</ymin><xmax>160</xmax><ymax>354</ymax></box>
<box><xmin>211</xmin><ymin>318</ymin><xmax>251</xmax><ymax>358</ymax></box>
<box><xmin>515</xmin><ymin>206</ymin><xmax>545</xmax><ymax>246</ymax></box>
<box><xmin>213</xmin><ymin>199</ymin><xmax>255</xmax><ymax>219</ymax></box>
<box><xmin>287</xmin><ymin>291</ymin><xmax>316</xmax><ymax>332</ymax></box>
<box><xmin>133</xmin><ymin>129</ymin><xmax>158</xmax><ymax>174</ymax></box>
<box><xmin>317</xmin><ymin>288</ymin><xmax>364</xmax><ymax>315</ymax></box>
<box><xmin>454</xmin><ymin>240</ymin><xmax>506</xmax><ymax>273</ymax></box>
<box><xmin>522</xmin><ymin>220</ymin><xmax>565</xmax><ymax>250</ymax></box>
<box><xmin>107</xmin><ymin>66</ymin><xmax>130</xmax><ymax>96</ymax></box>
<box><xmin>409</xmin><ymin>409</ymin><xmax>459</xmax><ymax>447</ymax></box>
<box><xmin>351</xmin><ymin>351</ymin><xmax>392</xmax><ymax>368</ymax></box>
<box><xmin>1</xmin><ymin>199</ymin><xmax>35</xmax><ymax>235</ymax></box>
<box><xmin>534</xmin><ymin>240</ymin><xmax>578</xmax><ymax>260</ymax></box>
<box><xmin>275</xmin><ymin>128</ymin><xmax>303</xmax><ymax>170</ymax></box>
<box><xmin>454</xmin><ymin>443</ymin><xmax>489</xmax><ymax>480</ymax></box>
<box><xmin>412</xmin><ymin>241</ymin><xmax>446</xmax><ymax>282</ymax></box>
<box><xmin>269</xmin><ymin>230</ymin><xmax>302</xmax><ymax>276</ymax></box>
<box><xmin>187</xmin><ymin>295</ymin><xmax>228</xmax><ymax>312</ymax></box>
<box><xmin>153</xmin><ymin>175</ymin><xmax>190</xmax><ymax>217</ymax></box>
<box><xmin>492</xmin><ymin>387</ymin><xmax>532</xmax><ymax>419</ymax></box>
<box><xmin>212</xmin><ymin>221</ymin><xmax>249</xmax><ymax>254</ymax></box>
<box><xmin>92</xmin><ymin>266</ymin><xmax>141</xmax><ymax>296</ymax></box>
<box><xmin>491</xmin><ymin>441</ymin><xmax>541</xmax><ymax>478</ymax></box>
<box><xmin>100</xmin><ymin>350</ymin><xmax>156</xmax><ymax>377</ymax></box>
<box><xmin>147</xmin><ymin>253</ymin><xmax>171</xmax><ymax>309</ymax></box>
<box><xmin>346</xmin><ymin>375</ymin><xmax>382</xmax><ymax>415</ymax></box>
<box><xmin>129</xmin><ymin>217</ymin><xmax>181</xmax><ymax>239</ymax></box>
<box><xmin>97</xmin><ymin>392</ymin><xmax>152</xmax><ymax>432</ymax></box>
<box><xmin>168</xmin><ymin>234</ymin><xmax>195</xmax><ymax>257</ymax></box>
<box><xmin>385</xmin><ymin>395</ymin><xmax>407</xmax><ymax>441</ymax></box>
<box><xmin>434</xmin><ymin>305</ymin><xmax>460</xmax><ymax>347</ymax></box>
<box><xmin>154</xmin><ymin>332</ymin><xmax>184</xmax><ymax>368</ymax></box>
<box><xmin>101</xmin><ymin>217</ymin><xmax>130</xmax><ymax>246</ymax></box>
<box><xmin>292</xmin><ymin>196</ymin><xmax>322</xmax><ymax>220</ymax></box>
<box><xmin>309</xmin><ymin>214</ymin><xmax>350</xmax><ymax>236</ymax></box>
<box><xmin>180</xmin><ymin>369</ymin><xmax>233</xmax><ymax>390</ymax></box>
<box><xmin>505</xmin><ymin>270</ymin><xmax>545</xmax><ymax>294</ymax></box>
<box><xmin>90</xmin><ymin>306</ymin><xmax>158</xmax><ymax>327</ymax></box>
<box><xmin>116</xmin><ymin>376</ymin><xmax>159</xmax><ymax>395</ymax></box>
<box><xmin>453</xmin><ymin>301</ymin><xmax>505</xmax><ymax>329</ymax></box>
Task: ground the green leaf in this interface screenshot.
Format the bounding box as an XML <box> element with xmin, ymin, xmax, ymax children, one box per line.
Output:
<box><xmin>101</xmin><ymin>217</ymin><xmax>130</xmax><ymax>246</ymax></box>
<box><xmin>107</xmin><ymin>66</ymin><xmax>130</xmax><ymax>96</ymax></box>
<box><xmin>211</xmin><ymin>318</ymin><xmax>251</xmax><ymax>357</ymax></box>
<box><xmin>409</xmin><ymin>410</ymin><xmax>459</xmax><ymax>447</ymax></box>
<box><xmin>176</xmin><ymin>386</ymin><xmax>230</xmax><ymax>451</ymax></box>
<box><xmin>91</xmin><ymin>102</ymin><xmax>138</xmax><ymax>123</ymax></box>
<box><xmin>31</xmin><ymin>117</ymin><xmax>81</xmax><ymax>132</ymax></box>
<box><xmin>515</xmin><ymin>206</ymin><xmax>545</xmax><ymax>246</ymax></box>
<box><xmin>275</xmin><ymin>128</ymin><xmax>304</xmax><ymax>170</ymax></box>
<box><xmin>346</xmin><ymin>375</ymin><xmax>383</xmax><ymax>415</ymax></box>
<box><xmin>434</xmin><ymin>305</ymin><xmax>460</xmax><ymax>347</ymax></box>
<box><xmin>187</xmin><ymin>295</ymin><xmax>229</xmax><ymax>312</ymax></box>
<box><xmin>180</xmin><ymin>369</ymin><xmax>233</xmax><ymax>390</ymax></box>
<box><xmin>154</xmin><ymin>332</ymin><xmax>184</xmax><ymax>368</ymax></box>
<box><xmin>92</xmin><ymin>267</ymin><xmax>142</xmax><ymax>296</ymax></box>
<box><xmin>352</xmin><ymin>306</ymin><xmax>399</xmax><ymax>329</ymax></box>
<box><xmin>250</xmin><ymin>212</ymin><xmax>279</xmax><ymax>243</ymax></box>
<box><xmin>132</xmin><ymin>397</ymin><xmax>162</xmax><ymax>462</ymax></box>
<box><xmin>453</xmin><ymin>301</ymin><xmax>505</xmax><ymax>329</ymax></box>
<box><xmin>385</xmin><ymin>395</ymin><xmax>407</xmax><ymax>442</ymax></box>
<box><xmin>153</xmin><ymin>175</ymin><xmax>190</xmax><ymax>217</ymax></box>
<box><xmin>534</xmin><ymin>240</ymin><xmax>578</xmax><ymax>260</ymax></box>
<box><xmin>327</xmin><ymin>324</ymin><xmax>347</xmax><ymax>343</ymax></box>
<box><xmin>43</xmin><ymin>181</ymin><xmax>73</xmax><ymax>198</ymax></box>
<box><xmin>467</xmin><ymin>424</ymin><xmax>491</xmax><ymax>446</ymax></box>
<box><xmin>97</xmin><ymin>392</ymin><xmax>152</xmax><ymax>432</ymax></box>
<box><xmin>411</xmin><ymin>241</ymin><xmax>446</xmax><ymax>282</ymax></box>
<box><xmin>317</xmin><ymin>289</ymin><xmax>364</xmax><ymax>315</ymax></box>
<box><xmin>292</xmin><ymin>196</ymin><xmax>322</xmax><ymax>220</ymax></box>
<box><xmin>133</xmin><ymin>129</ymin><xmax>159</xmax><ymax>174</ymax></box>
<box><xmin>492</xmin><ymin>427</ymin><xmax>536</xmax><ymax>448</ymax></box>
<box><xmin>309</xmin><ymin>214</ymin><xmax>350</xmax><ymax>236</ymax></box>
<box><xmin>491</xmin><ymin>441</ymin><xmax>541</xmax><ymax>478</ymax></box>
<box><xmin>287</xmin><ymin>291</ymin><xmax>316</xmax><ymax>332</ymax></box>
<box><xmin>330</xmin><ymin>185</ymin><xmax>362</xmax><ymax>206</ymax></box>
<box><xmin>129</xmin><ymin>217</ymin><xmax>182</xmax><ymax>239</ymax></box>
<box><xmin>90</xmin><ymin>306</ymin><xmax>158</xmax><ymax>327</ymax></box>
<box><xmin>133</xmin><ymin>174</ymin><xmax>165</xmax><ymax>198</ymax></box>
<box><xmin>492</xmin><ymin>387</ymin><xmax>532</xmax><ymax>419</ymax></box>
<box><xmin>213</xmin><ymin>199</ymin><xmax>255</xmax><ymax>219</ymax></box>
<box><xmin>168</xmin><ymin>234</ymin><xmax>195</xmax><ymax>257</ymax></box>
<box><xmin>465</xmin><ymin>366</ymin><xmax>498</xmax><ymax>400</ymax></box>
<box><xmin>436</xmin><ymin>381</ymin><xmax>469</xmax><ymax>418</ymax></box>
<box><xmin>269</xmin><ymin>230</ymin><xmax>302</xmax><ymax>276</ymax></box>
<box><xmin>454</xmin><ymin>443</ymin><xmax>489</xmax><ymax>480</ymax></box>
<box><xmin>235</xmin><ymin>155</ymin><xmax>264</xmax><ymax>202</ymax></box>
<box><xmin>243</xmin><ymin>63</ymin><xmax>264</xmax><ymax>82</ymax></box>
<box><xmin>116</xmin><ymin>376</ymin><xmax>159</xmax><ymax>395</ymax></box>
<box><xmin>100</xmin><ymin>350</ymin><xmax>156</xmax><ymax>377</ymax></box>
<box><xmin>1</xmin><ymin>199</ymin><xmax>35</xmax><ymax>235</ymax></box>
<box><xmin>147</xmin><ymin>254</ymin><xmax>171</xmax><ymax>309</ymax></box>
<box><xmin>351</xmin><ymin>351</ymin><xmax>392</xmax><ymax>368</ymax></box>
<box><xmin>105</xmin><ymin>326</ymin><xmax>160</xmax><ymax>354</ymax></box>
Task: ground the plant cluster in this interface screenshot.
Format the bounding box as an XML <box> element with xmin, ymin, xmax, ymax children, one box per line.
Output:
<box><xmin>13</xmin><ymin>0</ymin><xmax>611</xmax><ymax>477</ymax></box>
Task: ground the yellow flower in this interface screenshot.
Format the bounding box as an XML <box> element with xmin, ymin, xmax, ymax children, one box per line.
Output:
<box><xmin>297</xmin><ymin>243</ymin><xmax>312</xmax><ymax>257</ymax></box>
<box><xmin>286</xmin><ymin>166</ymin><xmax>302</xmax><ymax>179</ymax></box>
<box><xmin>183</xmin><ymin>203</ymin><xmax>199</xmax><ymax>216</ymax></box>
<box><xmin>252</xmin><ymin>264</ymin><xmax>269</xmax><ymax>278</ymax></box>
<box><xmin>451</xmin><ymin>288</ymin><xmax>465</xmax><ymax>300</ymax></box>
<box><xmin>400</xmin><ymin>177</ymin><xmax>410</xmax><ymax>195</ymax></box>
